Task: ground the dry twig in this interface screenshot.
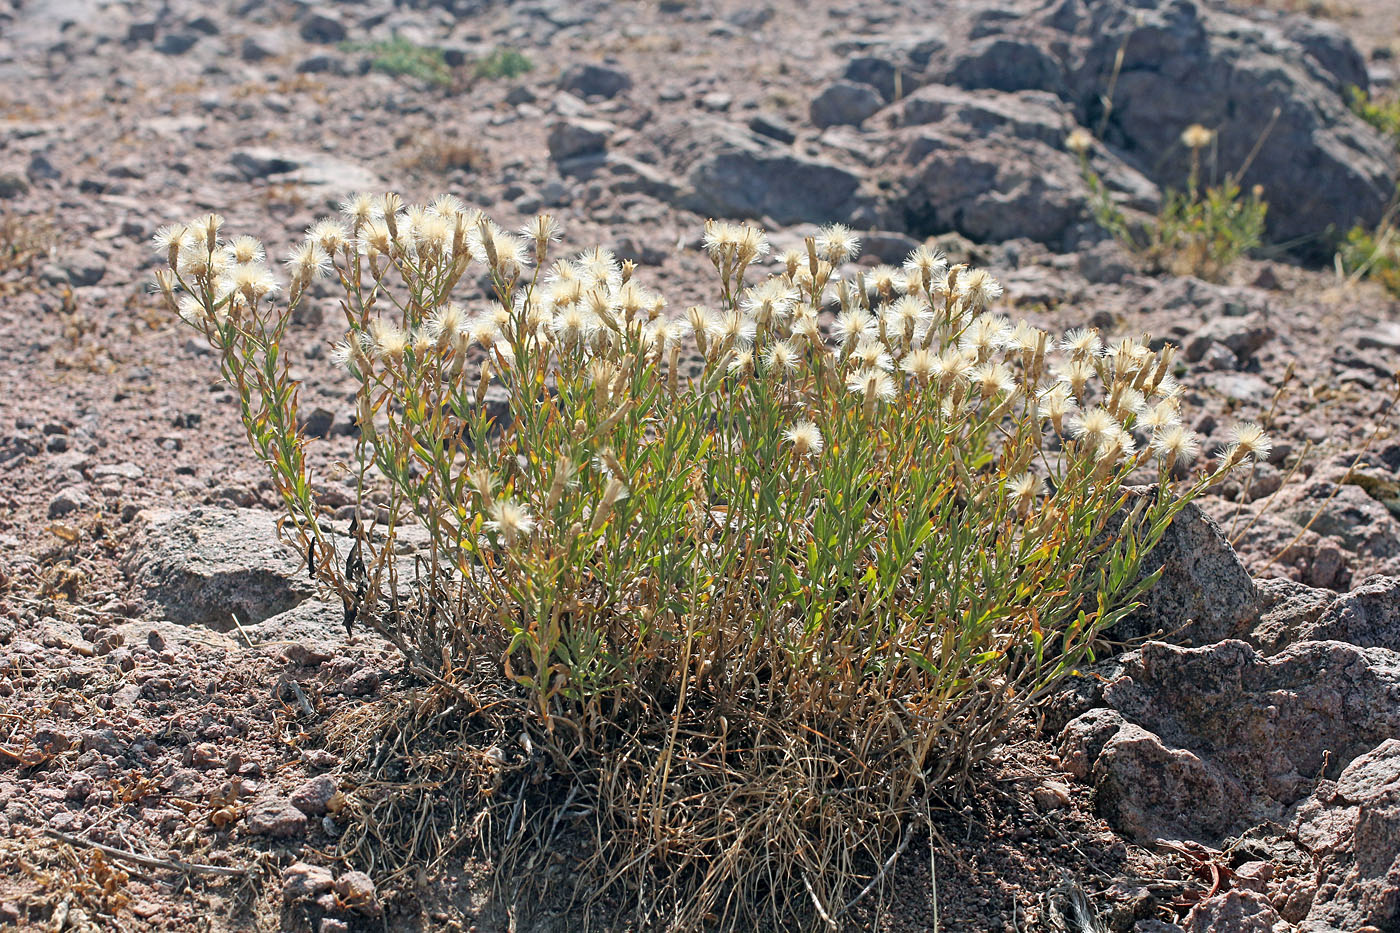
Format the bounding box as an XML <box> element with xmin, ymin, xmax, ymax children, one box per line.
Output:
<box><xmin>43</xmin><ymin>829</ymin><xmax>248</xmax><ymax>878</ymax></box>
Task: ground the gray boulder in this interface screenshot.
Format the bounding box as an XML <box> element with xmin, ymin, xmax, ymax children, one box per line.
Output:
<box><xmin>298</xmin><ymin>8</ymin><xmax>347</xmax><ymax>44</ymax></box>
<box><xmin>1182</xmin><ymin>313</ymin><xmax>1275</xmax><ymax>365</ymax></box>
<box><xmin>558</xmin><ymin>63</ymin><xmax>632</xmax><ymax>100</ymax></box>
<box><xmin>1248</xmin><ymin>576</ymin><xmax>1334</xmax><ymax>654</ymax></box>
<box><xmin>1060</xmin><ymin>638</ymin><xmax>1400</xmax><ymax>843</ymax></box>
<box><xmin>809</xmin><ymin>80</ymin><xmax>884</xmax><ymax>128</ymax></box>
<box><xmin>1291</xmin><ymin>739</ymin><xmax>1400</xmax><ymax>931</ymax></box>
<box><xmin>1116</xmin><ymin>494</ymin><xmax>1261</xmax><ymax>647</ymax></box>
<box><xmin>547</xmin><ymin>118</ymin><xmax>613</xmax><ymax>163</ymax></box>
<box><xmin>228</xmin><ymin>147</ymin><xmax>380</xmax><ymax>198</ymax></box>
<box><xmin>659</xmin><ymin>117</ymin><xmax>870</xmax><ymax>225</ymax></box>
<box><xmin>946</xmin><ymin>35</ymin><xmax>1067</xmax><ymax>95</ymax></box>
<box><xmin>1064</xmin><ymin>0</ymin><xmax>1394</xmax><ymax>255</ymax></box>
<box><xmin>1282</xmin><ymin>17</ymin><xmax>1370</xmax><ymax>96</ymax></box>
<box><xmin>1281</xmin><ymin>483</ymin><xmax>1400</xmax><ymax>561</ymax></box>
<box><xmin>125</xmin><ymin>508</ymin><xmax>316</xmax><ymax>630</ymax></box>
<box><xmin>882</xmin><ymin>86</ymin><xmax>1157</xmax><ymax>247</ymax></box>
<box><xmin>847</xmin><ymin>0</ymin><xmax>1395</xmax><ymax>256</ymax></box>
<box><xmin>1090</xmin><ymin>718</ymin><xmax>1248</xmax><ymax>842</ymax></box>
<box><xmin>1300</xmin><ymin>576</ymin><xmax>1400</xmax><ymax>650</ymax></box>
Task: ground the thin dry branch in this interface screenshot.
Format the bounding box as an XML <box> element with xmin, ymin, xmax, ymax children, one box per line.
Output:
<box><xmin>43</xmin><ymin>829</ymin><xmax>249</xmax><ymax>878</ymax></box>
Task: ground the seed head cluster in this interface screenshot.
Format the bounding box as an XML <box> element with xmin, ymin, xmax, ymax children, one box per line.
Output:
<box><xmin>156</xmin><ymin>193</ymin><xmax>1270</xmax><ymax>565</ymax></box>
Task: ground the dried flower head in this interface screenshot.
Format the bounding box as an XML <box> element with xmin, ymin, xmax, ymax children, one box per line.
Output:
<box><xmin>1181</xmin><ymin>124</ymin><xmax>1215</xmax><ymax>150</ymax></box>
<box><xmin>307</xmin><ymin>220</ymin><xmax>349</xmax><ymax>255</ymax></box>
<box><xmin>521</xmin><ymin>213</ymin><xmax>561</xmax><ymax>253</ymax></box>
<box><xmin>762</xmin><ymin>339</ymin><xmax>801</xmax><ymax>374</ymax></box>
<box><xmin>833</xmin><ymin>307</ymin><xmax>876</xmax><ymax>346</ymax></box>
<box><xmin>285</xmin><ymin>240</ymin><xmax>331</xmax><ymax>284</ymax></box>
<box><xmin>1224</xmin><ymin>422</ymin><xmax>1272</xmax><ymax>466</ymax></box>
<box><xmin>368</xmin><ymin>319</ymin><xmax>408</xmax><ymax>361</ymax></box>
<box><xmin>783</xmin><ymin>421</ymin><xmax>824</xmax><ymax>458</ymax></box>
<box><xmin>1060</xmin><ymin>327</ymin><xmax>1103</xmax><ymax>359</ymax></box>
<box><xmin>971</xmin><ymin>361</ymin><xmax>1017</xmax><ymax>399</ymax></box>
<box><xmin>224</xmin><ymin>235</ymin><xmax>266</xmax><ymax>265</ymax></box>
<box><xmin>815</xmin><ymin>224</ymin><xmax>860</xmax><ymax>265</ymax></box>
<box><xmin>845</xmin><ymin>368</ymin><xmax>897</xmax><ymax>401</ymax></box>
<box><xmin>339</xmin><ymin>193</ymin><xmax>379</xmax><ymax>227</ymax></box>
<box><xmin>486</xmin><ymin>498</ymin><xmax>535</xmax><ymax>548</ymax></box>
<box><xmin>1008</xmin><ymin>472</ymin><xmax>1043</xmax><ymax>507</ymax></box>
<box><xmin>1071</xmin><ymin>408</ymin><xmax>1120</xmax><ymax>451</ymax></box>
<box><xmin>1065</xmin><ymin>128</ymin><xmax>1094</xmax><ymax>155</ymax></box>
<box><xmin>1151</xmin><ymin>424</ymin><xmax>1201</xmax><ymax>468</ymax></box>
<box><xmin>852</xmin><ymin>337</ymin><xmax>894</xmax><ymax>372</ymax></box>
<box><xmin>957</xmin><ymin>269</ymin><xmax>1003</xmax><ymax>309</ymax></box>
<box><xmin>903</xmin><ymin>244</ymin><xmax>948</xmax><ymax>286</ymax></box>
<box><xmin>900</xmin><ymin>348</ymin><xmax>938</xmax><ymax>383</ymax></box>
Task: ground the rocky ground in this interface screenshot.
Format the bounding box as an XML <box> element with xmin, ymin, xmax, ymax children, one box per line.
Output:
<box><xmin>2</xmin><ymin>0</ymin><xmax>1400</xmax><ymax>930</ymax></box>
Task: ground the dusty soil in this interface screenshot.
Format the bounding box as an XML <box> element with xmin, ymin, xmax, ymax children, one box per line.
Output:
<box><xmin>1</xmin><ymin>0</ymin><xmax>1399</xmax><ymax>930</ymax></box>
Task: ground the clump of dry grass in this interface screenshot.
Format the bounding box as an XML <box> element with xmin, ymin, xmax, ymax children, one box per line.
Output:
<box><xmin>401</xmin><ymin>133</ymin><xmax>490</xmax><ymax>175</ymax></box>
<box><xmin>0</xmin><ymin>211</ymin><xmax>56</xmax><ymax>296</ymax></box>
<box><xmin>153</xmin><ymin>196</ymin><xmax>1267</xmax><ymax>929</ymax></box>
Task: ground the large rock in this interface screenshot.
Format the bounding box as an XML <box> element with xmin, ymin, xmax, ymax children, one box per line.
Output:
<box><xmin>809</xmin><ymin>80</ymin><xmax>884</xmax><ymax>128</ymax></box>
<box><xmin>1091</xmin><ymin>718</ymin><xmax>1248</xmax><ymax>842</ymax></box>
<box><xmin>558</xmin><ymin>63</ymin><xmax>632</xmax><ymax>100</ymax></box>
<box><xmin>1248</xmin><ymin>576</ymin><xmax>1334</xmax><ymax>654</ymax></box>
<box><xmin>1058</xmin><ymin>0</ymin><xmax>1394</xmax><ymax>255</ymax></box>
<box><xmin>1059</xmin><ymin>638</ymin><xmax>1400</xmax><ymax>842</ymax></box>
<box><xmin>1281</xmin><ymin>483</ymin><xmax>1400</xmax><ymax>562</ymax></box>
<box><xmin>880</xmin><ymin>85</ymin><xmax>1157</xmax><ymax>247</ymax></box>
<box><xmin>1116</xmin><ymin>494</ymin><xmax>1261</xmax><ymax>647</ymax></box>
<box><xmin>843</xmin><ymin>0</ymin><xmax>1395</xmax><ymax>256</ymax></box>
<box><xmin>1291</xmin><ymin>739</ymin><xmax>1400</xmax><ymax>931</ymax></box>
<box><xmin>658</xmin><ymin>116</ymin><xmax>870</xmax><ymax>225</ymax></box>
<box><xmin>1183</xmin><ymin>890</ymin><xmax>1286</xmax><ymax>933</ymax></box>
<box><xmin>547</xmin><ymin>118</ymin><xmax>613</xmax><ymax>163</ymax></box>
<box><xmin>125</xmin><ymin>508</ymin><xmax>316</xmax><ymax>630</ymax></box>
<box><xmin>240</xmin><ymin>598</ymin><xmax>346</xmax><ymax>645</ymax></box>
<box><xmin>1299</xmin><ymin>576</ymin><xmax>1400</xmax><ymax>650</ymax></box>
<box><xmin>228</xmin><ymin>147</ymin><xmax>380</xmax><ymax>197</ymax></box>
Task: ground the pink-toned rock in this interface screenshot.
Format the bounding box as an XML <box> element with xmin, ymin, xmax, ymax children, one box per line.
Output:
<box><xmin>290</xmin><ymin>774</ymin><xmax>337</xmax><ymax>817</ymax></box>
<box><xmin>1183</xmin><ymin>890</ymin><xmax>1284</xmax><ymax>932</ymax></box>
<box><xmin>1291</xmin><ymin>739</ymin><xmax>1400</xmax><ymax>931</ymax></box>
<box><xmin>282</xmin><ymin>862</ymin><xmax>334</xmax><ymax>901</ymax></box>
<box><xmin>333</xmin><ymin>870</ymin><xmax>379</xmax><ymax>915</ymax></box>
<box><xmin>245</xmin><ymin>797</ymin><xmax>307</xmax><ymax>838</ymax></box>
<box><xmin>1061</xmin><ymin>638</ymin><xmax>1400</xmax><ymax>842</ymax></box>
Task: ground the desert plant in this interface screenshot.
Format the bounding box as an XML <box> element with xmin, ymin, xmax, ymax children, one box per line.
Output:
<box><xmin>1339</xmin><ymin>219</ymin><xmax>1400</xmax><ymax>296</ymax></box>
<box><xmin>473</xmin><ymin>45</ymin><xmax>532</xmax><ymax>80</ymax></box>
<box><xmin>344</xmin><ymin>37</ymin><xmax>453</xmax><ymax>87</ymax></box>
<box><xmin>152</xmin><ymin>198</ymin><xmax>1266</xmax><ymax>928</ymax></box>
<box><xmin>1340</xmin><ymin>87</ymin><xmax>1400</xmax><ymax>296</ymax></box>
<box><xmin>1349</xmin><ymin>85</ymin><xmax>1400</xmax><ymax>142</ymax></box>
<box><xmin>0</xmin><ymin>210</ymin><xmax>56</xmax><ymax>296</ymax></box>
<box><xmin>1070</xmin><ymin>124</ymin><xmax>1268</xmax><ymax>280</ymax></box>
<box><xmin>401</xmin><ymin>132</ymin><xmax>489</xmax><ymax>174</ymax></box>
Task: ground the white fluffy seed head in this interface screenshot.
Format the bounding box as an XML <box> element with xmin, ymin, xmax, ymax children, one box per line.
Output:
<box><xmin>783</xmin><ymin>420</ymin><xmax>824</xmax><ymax>457</ymax></box>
